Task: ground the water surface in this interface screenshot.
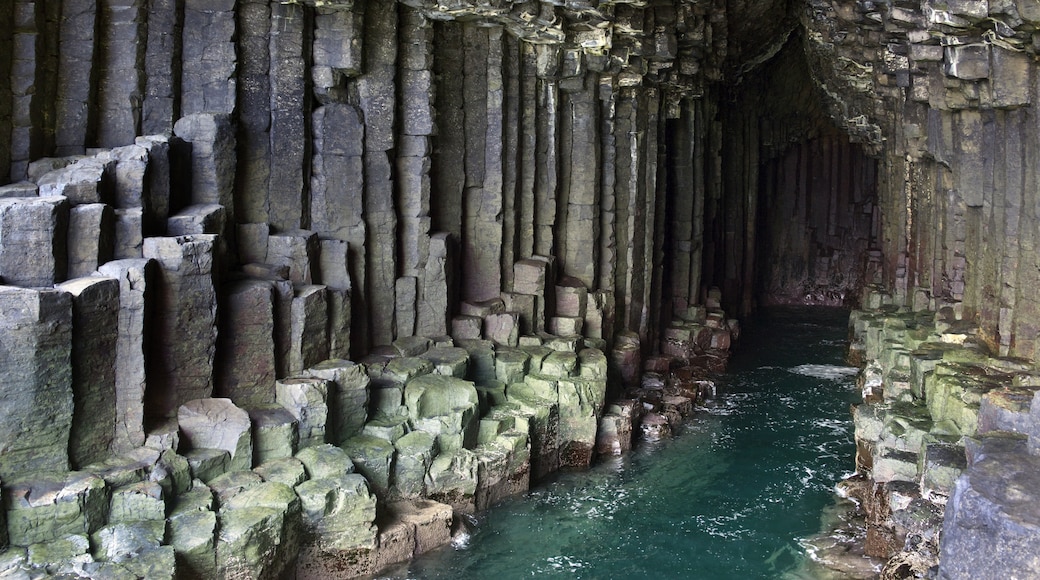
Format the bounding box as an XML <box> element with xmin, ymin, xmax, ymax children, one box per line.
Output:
<box><xmin>385</xmin><ymin>307</ymin><xmax>865</xmax><ymax>579</ymax></box>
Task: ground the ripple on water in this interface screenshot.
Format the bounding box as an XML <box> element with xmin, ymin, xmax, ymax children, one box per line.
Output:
<box><xmin>395</xmin><ymin>308</ymin><xmax>869</xmax><ymax>580</ymax></box>
<box><xmin>788</xmin><ymin>364</ymin><xmax>861</xmax><ymax>381</ymax></box>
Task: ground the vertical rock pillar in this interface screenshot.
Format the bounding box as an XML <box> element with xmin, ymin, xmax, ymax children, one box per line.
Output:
<box><xmin>216</xmin><ymin>278</ymin><xmax>277</xmax><ymax>408</ymax></box>
<box><xmin>98</xmin><ymin>258</ymin><xmax>154</xmax><ymax>450</ymax></box>
<box><xmin>359</xmin><ymin>3</ymin><xmax>398</xmax><ymax>345</ymax></box>
<box><xmin>96</xmin><ymin>0</ymin><xmax>146</xmax><ymax>148</ymax></box>
<box><xmin>56</xmin><ymin>277</ymin><xmax>119</xmax><ymax>468</ymax></box>
<box><xmin>0</xmin><ymin>287</ymin><xmax>73</xmax><ymax>480</ymax></box>
<box><xmin>269</xmin><ymin>1</ymin><xmax>309</xmax><ymax>231</ymax></box>
<box><xmin>397</xmin><ymin>5</ymin><xmax>435</xmax><ymax>338</ymax></box>
<box><xmin>144</xmin><ymin>235</ymin><xmax>219</xmax><ymax>418</ymax></box>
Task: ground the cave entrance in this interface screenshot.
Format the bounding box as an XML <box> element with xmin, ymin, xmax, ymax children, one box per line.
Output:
<box><xmin>670</xmin><ymin>32</ymin><xmax>880</xmax><ymax>318</ymax></box>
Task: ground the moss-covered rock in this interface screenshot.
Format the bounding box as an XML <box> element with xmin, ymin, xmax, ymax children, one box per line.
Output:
<box><xmin>168</xmin><ymin>509</ymin><xmax>217</xmax><ymax>578</ymax></box>
<box><xmin>108</xmin><ymin>481</ymin><xmax>166</xmax><ymax>523</ymax></box>
<box><xmin>248</xmin><ymin>405</ymin><xmax>300</xmax><ymax>464</ymax></box>
<box><xmin>421</xmin><ymin>346</ymin><xmax>471</xmax><ymax>378</ymax></box>
<box><xmin>4</xmin><ymin>471</ymin><xmax>108</xmax><ymax>546</ymax></box>
<box><xmin>341</xmin><ymin>435</ymin><xmax>396</xmax><ymax>498</ymax></box>
<box><xmin>254</xmin><ymin>456</ymin><xmax>309</xmax><ymax>488</ymax></box>
<box><xmin>91</xmin><ymin>520</ymin><xmax>166</xmax><ymax>562</ymax></box>
<box><xmin>178</xmin><ymin>398</ymin><xmax>253</xmax><ymax>472</ymax></box>
<box><xmin>393</xmin><ymin>431</ymin><xmax>437</xmax><ymax>498</ymax></box>
<box><xmin>295</xmin><ymin>474</ymin><xmax>377</xmax><ymax>550</ymax></box>
<box><xmin>218</xmin><ymin>482</ymin><xmax>301</xmax><ymax>580</ymax></box>
<box><xmin>26</xmin><ymin>534</ymin><xmax>91</xmax><ymax>568</ymax></box>
<box><xmin>183</xmin><ymin>448</ymin><xmax>231</xmax><ymax>484</ymax></box>
<box><xmin>295</xmin><ymin>443</ymin><xmax>354</xmax><ymax>480</ymax></box>
<box><xmin>208</xmin><ymin>470</ymin><xmax>263</xmax><ymax>506</ymax></box>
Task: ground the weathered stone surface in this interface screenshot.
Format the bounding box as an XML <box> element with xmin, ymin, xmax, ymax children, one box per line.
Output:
<box><xmin>178</xmin><ymin>398</ymin><xmax>253</xmax><ymax>472</ymax></box>
<box><xmin>422</xmin><ymin>346</ymin><xmax>470</xmax><ymax>378</ymax></box>
<box><xmin>254</xmin><ymin>456</ymin><xmax>308</xmax><ymax>488</ymax></box>
<box><xmin>144</xmin><ymin>235</ymin><xmax>219</xmax><ymax>416</ymax></box>
<box><xmin>172</xmin><ymin>113</ymin><xmax>235</xmax><ymax>211</ymax></box>
<box><xmin>306</xmin><ymin>360</ymin><xmax>370</xmax><ymax>444</ymax></box>
<box><xmin>485</xmin><ymin>312</ymin><xmax>520</xmax><ymax>347</ymax></box>
<box><xmin>289</xmin><ymin>285</ymin><xmax>331</xmax><ymax>375</ymax></box>
<box><xmin>36</xmin><ymin>158</ymin><xmax>115</xmax><ymax>205</ymax></box>
<box><xmin>267</xmin><ymin>230</ymin><xmax>318</xmax><ymax>285</ymax></box>
<box><xmin>54</xmin><ymin>277</ymin><xmax>118</xmax><ymax>468</ymax></box>
<box><xmin>248</xmin><ymin>406</ymin><xmax>299</xmax><ymax>465</ymax></box>
<box><xmin>342</xmin><ymin>435</ymin><xmax>396</xmax><ymax>499</ymax></box>
<box><xmin>295</xmin><ymin>473</ymin><xmax>377</xmax><ymax>550</ymax></box>
<box><xmin>0</xmin><ymin>196</ymin><xmax>69</xmax><ymax>286</ymax></box>
<box><xmin>394</xmin><ymin>430</ymin><xmax>437</xmax><ymax>498</ymax></box>
<box><xmin>169</xmin><ymin>508</ymin><xmax>217</xmax><ymax>578</ymax></box>
<box><xmin>217</xmin><ymin>278</ymin><xmax>277</xmax><ymax>408</ymax></box>
<box><xmin>276</xmin><ymin>378</ymin><xmax>330</xmax><ymax>449</ymax></box>
<box><xmin>405</xmin><ymin>374</ymin><xmax>480</xmax><ymax>452</ymax></box>
<box><xmin>426</xmin><ymin>449</ymin><xmax>478</xmax><ymax>514</ymax></box>
<box><xmin>295</xmin><ymin>443</ymin><xmax>354</xmax><ymax>481</ymax></box>
<box><xmin>97</xmin><ymin>259</ymin><xmax>154</xmax><ymax>450</ymax></box>
<box><xmin>218</xmin><ymin>482</ymin><xmax>301</xmax><ymax>580</ymax></box>
<box><xmin>940</xmin><ymin>438</ymin><xmax>1040</xmax><ymax>579</ymax></box>
<box><xmin>167</xmin><ymin>203</ymin><xmax>226</xmax><ymax>236</ymax></box>
<box><xmin>4</xmin><ymin>472</ymin><xmax>108</xmax><ymax>547</ymax></box>
<box><xmin>185</xmin><ymin>449</ymin><xmax>231</xmax><ymax>483</ymax></box>
<box><xmin>0</xmin><ymin>287</ymin><xmax>73</xmax><ymax>478</ymax></box>
<box><xmin>181</xmin><ymin>1</ymin><xmax>236</xmax><ymax>116</ymax></box>
<box><xmin>66</xmin><ymin>203</ymin><xmax>114</xmax><ymax>278</ymax></box>
<box><xmin>108</xmin><ymin>481</ymin><xmax>166</xmax><ymax>523</ymax></box>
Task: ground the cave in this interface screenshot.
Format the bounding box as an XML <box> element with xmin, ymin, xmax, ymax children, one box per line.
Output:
<box><xmin>1</xmin><ymin>0</ymin><xmax>1039</xmax><ymax>577</ymax></box>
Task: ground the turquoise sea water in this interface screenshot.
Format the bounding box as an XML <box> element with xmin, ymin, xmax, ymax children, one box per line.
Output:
<box><xmin>384</xmin><ymin>307</ymin><xmax>865</xmax><ymax>579</ymax></box>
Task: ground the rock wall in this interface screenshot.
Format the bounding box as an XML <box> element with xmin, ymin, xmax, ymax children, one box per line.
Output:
<box><xmin>0</xmin><ymin>1</ymin><xmax>743</xmax><ymax>576</ymax></box>
<box><xmin>4</xmin><ymin>0</ymin><xmax>1040</xmax><ymax>576</ymax></box>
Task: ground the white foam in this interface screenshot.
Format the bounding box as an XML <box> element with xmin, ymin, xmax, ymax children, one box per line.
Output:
<box><xmin>788</xmin><ymin>364</ymin><xmax>860</xmax><ymax>381</ymax></box>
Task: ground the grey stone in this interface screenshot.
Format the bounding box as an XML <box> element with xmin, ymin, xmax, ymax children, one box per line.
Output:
<box><xmin>97</xmin><ymin>259</ymin><xmax>155</xmax><ymax>450</ymax></box>
<box><xmin>66</xmin><ymin>203</ymin><xmax>114</xmax><ymax>278</ymax></box>
<box><xmin>144</xmin><ymin>235</ymin><xmax>219</xmax><ymax>416</ymax></box>
<box><xmin>216</xmin><ymin>278</ymin><xmax>277</xmax><ymax>408</ymax></box>
<box><xmin>180</xmin><ymin>1</ymin><xmax>236</xmax><ymax>116</ymax></box>
<box><xmin>167</xmin><ymin>203</ymin><xmax>226</xmax><ymax>236</ymax></box>
<box><xmin>267</xmin><ymin>230</ymin><xmax>318</xmax><ymax>285</ymax></box>
<box><xmin>4</xmin><ymin>472</ymin><xmax>108</xmax><ymax>546</ymax></box>
<box><xmin>0</xmin><ymin>196</ymin><xmax>69</xmax><ymax>286</ymax></box>
<box><xmin>289</xmin><ymin>285</ymin><xmax>330</xmax><ymax>375</ymax></box>
<box><xmin>57</xmin><ymin>277</ymin><xmax>118</xmax><ymax>468</ymax></box>
<box><xmin>248</xmin><ymin>405</ymin><xmax>299</xmax><ymax>465</ymax></box>
<box><xmin>172</xmin><ymin>113</ymin><xmax>236</xmax><ymax>211</ymax></box>
<box><xmin>940</xmin><ymin>438</ymin><xmax>1040</xmax><ymax>579</ymax></box>
<box><xmin>178</xmin><ymin>398</ymin><xmax>253</xmax><ymax>472</ymax></box>
<box><xmin>306</xmin><ymin>360</ymin><xmax>371</xmax><ymax>444</ymax></box>
<box><xmin>276</xmin><ymin>378</ymin><xmax>330</xmax><ymax>449</ymax></box>
<box><xmin>0</xmin><ymin>287</ymin><xmax>73</xmax><ymax>479</ymax></box>
<box><xmin>36</xmin><ymin>158</ymin><xmax>115</xmax><ymax>205</ymax></box>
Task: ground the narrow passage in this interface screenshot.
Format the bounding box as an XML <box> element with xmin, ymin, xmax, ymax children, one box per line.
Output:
<box><xmin>384</xmin><ymin>307</ymin><xmax>871</xmax><ymax>579</ymax></box>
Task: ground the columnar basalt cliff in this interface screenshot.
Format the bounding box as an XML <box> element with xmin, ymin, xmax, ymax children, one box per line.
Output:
<box><xmin>1</xmin><ymin>0</ymin><xmax>1039</xmax><ymax>578</ymax></box>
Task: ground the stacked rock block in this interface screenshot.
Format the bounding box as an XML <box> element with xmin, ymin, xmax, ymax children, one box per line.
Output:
<box><xmin>846</xmin><ymin>289</ymin><xmax>1040</xmax><ymax>578</ymax></box>
<box><xmin>0</xmin><ymin>1</ymin><xmax>754</xmax><ymax>577</ymax></box>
